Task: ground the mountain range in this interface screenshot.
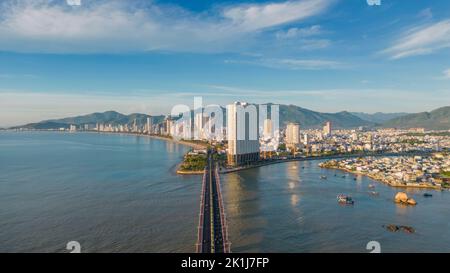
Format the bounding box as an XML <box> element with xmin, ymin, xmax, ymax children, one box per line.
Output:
<box><xmin>13</xmin><ymin>111</ymin><xmax>165</xmax><ymax>130</ymax></box>
<box><xmin>382</xmin><ymin>106</ymin><xmax>450</xmax><ymax>130</ymax></box>
<box><xmin>350</xmin><ymin>112</ymin><xmax>409</xmax><ymax>123</ymax></box>
<box><xmin>11</xmin><ymin>105</ymin><xmax>450</xmax><ymax>130</ymax></box>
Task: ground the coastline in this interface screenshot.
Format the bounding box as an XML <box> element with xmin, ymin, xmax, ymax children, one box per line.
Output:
<box><xmin>320</xmin><ymin>165</ymin><xmax>442</xmax><ymax>190</ymax></box>
<box><xmin>220</xmin><ymin>151</ymin><xmax>434</xmax><ymax>174</ymax></box>
<box><xmin>5</xmin><ymin>130</ymin><xmax>208</xmax><ymax>176</ymax></box>
<box><xmin>93</xmin><ymin>132</ymin><xmax>208</xmax><ymax>175</ymax></box>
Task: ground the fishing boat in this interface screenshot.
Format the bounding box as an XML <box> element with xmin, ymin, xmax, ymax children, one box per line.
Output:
<box><xmin>337</xmin><ymin>195</ymin><xmax>354</xmax><ymax>205</ymax></box>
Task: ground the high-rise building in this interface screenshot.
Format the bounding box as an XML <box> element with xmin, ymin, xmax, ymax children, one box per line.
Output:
<box><xmin>132</xmin><ymin>119</ymin><xmax>138</xmax><ymax>133</ymax></box>
<box><xmin>285</xmin><ymin>123</ymin><xmax>300</xmax><ymax>151</ymax></box>
<box><xmin>146</xmin><ymin>117</ymin><xmax>153</xmax><ymax>134</ymax></box>
<box><xmin>164</xmin><ymin>116</ymin><xmax>173</xmax><ymax>136</ymax></box>
<box><xmin>194</xmin><ymin>112</ymin><xmax>205</xmax><ymax>140</ymax></box>
<box><xmin>323</xmin><ymin>121</ymin><xmax>332</xmax><ymax>137</ymax></box>
<box><xmin>227</xmin><ymin>102</ymin><xmax>260</xmax><ymax>166</ymax></box>
<box><xmin>263</xmin><ymin>119</ymin><xmax>273</xmax><ymax>139</ymax></box>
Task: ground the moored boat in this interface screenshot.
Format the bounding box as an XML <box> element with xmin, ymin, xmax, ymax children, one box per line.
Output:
<box><xmin>337</xmin><ymin>194</ymin><xmax>354</xmax><ymax>205</ymax></box>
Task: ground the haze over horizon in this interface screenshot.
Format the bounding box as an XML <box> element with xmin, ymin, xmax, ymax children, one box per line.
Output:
<box><xmin>1</xmin><ymin>0</ymin><xmax>450</xmax><ymax>126</ymax></box>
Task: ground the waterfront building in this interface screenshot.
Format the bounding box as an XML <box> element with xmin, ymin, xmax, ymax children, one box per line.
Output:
<box><xmin>164</xmin><ymin>116</ymin><xmax>173</xmax><ymax>136</ymax></box>
<box><xmin>227</xmin><ymin>102</ymin><xmax>260</xmax><ymax>166</ymax></box>
<box><xmin>146</xmin><ymin>117</ymin><xmax>153</xmax><ymax>134</ymax></box>
<box><xmin>263</xmin><ymin>119</ymin><xmax>273</xmax><ymax>139</ymax></box>
<box><xmin>285</xmin><ymin>123</ymin><xmax>300</xmax><ymax>152</ymax></box>
<box><xmin>69</xmin><ymin>124</ymin><xmax>77</xmax><ymax>132</ymax></box>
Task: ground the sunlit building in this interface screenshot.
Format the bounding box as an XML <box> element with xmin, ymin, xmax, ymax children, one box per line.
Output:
<box><xmin>227</xmin><ymin>102</ymin><xmax>260</xmax><ymax>166</ymax></box>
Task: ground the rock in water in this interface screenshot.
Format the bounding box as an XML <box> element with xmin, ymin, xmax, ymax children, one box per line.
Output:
<box><xmin>394</xmin><ymin>192</ymin><xmax>417</xmax><ymax>206</ymax></box>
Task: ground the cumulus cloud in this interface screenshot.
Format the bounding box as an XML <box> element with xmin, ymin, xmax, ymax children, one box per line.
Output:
<box><xmin>382</xmin><ymin>20</ymin><xmax>450</xmax><ymax>59</ymax></box>
<box><xmin>275</xmin><ymin>25</ymin><xmax>322</xmax><ymax>39</ymax></box>
<box><xmin>0</xmin><ymin>0</ymin><xmax>332</xmax><ymax>53</ymax></box>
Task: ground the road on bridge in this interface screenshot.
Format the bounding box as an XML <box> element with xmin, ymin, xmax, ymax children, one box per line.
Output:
<box><xmin>196</xmin><ymin>150</ymin><xmax>230</xmax><ymax>253</ymax></box>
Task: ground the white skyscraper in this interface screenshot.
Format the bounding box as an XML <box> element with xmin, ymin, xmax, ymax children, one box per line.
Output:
<box><xmin>285</xmin><ymin>123</ymin><xmax>300</xmax><ymax>149</ymax></box>
<box><xmin>194</xmin><ymin>112</ymin><xmax>205</xmax><ymax>140</ymax></box>
<box><xmin>323</xmin><ymin>121</ymin><xmax>332</xmax><ymax>137</ymax></box>
<box><xmin>227</xmin><ymin>102</ymin><xmax>260</xmax><ymax>166</ymax></box>
<box><xmin>263</xmin><ymin>119</ymin><xmax>273</xmax><ymax>139</ymax></box>
<box><xmin>146</xmin><ymin>117</ymin><xmax>153</xmax><ymax>134</ymax></box>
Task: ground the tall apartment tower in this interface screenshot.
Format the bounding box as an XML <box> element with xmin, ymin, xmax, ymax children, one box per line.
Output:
<box><xmin>323</xmin><ymin>121</ymin><xmax>332</xmax><ymax>137</ymax></box>
<box><xmin>146</xmin><ymin>117</ymin><xmax>153</xmax><ymax>134</ymax></box>
<box><xmin>285</xmin><ymin>123</ymin><xmax>300</xmax><ymax>153</ymax></box>
<box><xmin>227</xmin><ymin>102</ymin><xmax>260</xmax><ymax>166</ymax></box>
<box><xmin>164</xmin><ymin>116</ymin><xmax>173</xmax><ymax>136</ymax></box>
<box><xmin>286</xmin><ymin>123</ymin><xmax>300</xmax><ymax>146</ymax></box>
<box><xmin>263</xmin><ymin>119</ymin><xmax>273</xmax><ymax>139</ymax></box>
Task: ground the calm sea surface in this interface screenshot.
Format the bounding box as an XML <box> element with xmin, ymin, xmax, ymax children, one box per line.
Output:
<box><xmin>1</xmin><ymin>132</ymin><xmax>450</xmax><ymax>252</ymax></box>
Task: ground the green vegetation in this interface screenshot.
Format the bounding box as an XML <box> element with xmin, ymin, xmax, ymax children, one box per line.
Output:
<box><xmin>213</xmin><ymin>153</ymin><xmax>226</xmax><ymax>163</ymax></box>
<box><xmin>441</xmin><ymin>171</ymin><xmax>450</xmax><ymax>178</ymax></box>
<box><xmin>179</xmin><ymin>154</ymin><xmax>207</xmax><ymax>172</ymax></box>
<box><xmin>383</xmin><ymin>106</ymin><xmax>450</xmax><ymax>130</ymax></box>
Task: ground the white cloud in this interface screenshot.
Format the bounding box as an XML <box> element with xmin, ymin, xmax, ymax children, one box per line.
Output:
<box><xmin>443</xmin><ymin>68</ymin><xmax>450</xmax><ymax>79</ymax></box>
<box><xmin>0</xmin><ymin>0</ymin><xmax>332</xmax><ymax>53</ymax></box>
<box><xmin>223</xmin><ymin>0</ymin><xmax>330</xmax><ymax>31</ymax></box>
<box><xmin>275</xmin><ymin>25</ymin><xmax>321</xmax><ymax>39</ymax></box>
<box><xmin>225</xmin><ymin>57</ymin><xmax>345</xmax><ymax>70</ymax></box>
<box><xmin>382</xmin><ymin>20</ymin><xmax>450</xmax><ymax>59</ymax></box>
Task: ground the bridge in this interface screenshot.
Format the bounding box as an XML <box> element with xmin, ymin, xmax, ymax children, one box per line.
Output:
<box><xmin>195</xmin><ymin>152</ymin><xmax>231</xmax><ymax>253</ymax></box>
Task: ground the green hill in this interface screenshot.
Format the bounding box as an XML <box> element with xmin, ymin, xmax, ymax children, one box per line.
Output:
<box><xmin>279</xmin><ymin>104</ymin><xmax>376</xmax><ymax>129</ymax></box>
<box><xmin>382</xmin><ymin>106</ymin><xmax>450</xmax><ymax>130</ymax></box>
<box><xmin>13</xmin><ymin>111</ymin><xmax>165</xmax><ymax>129</ymax></box>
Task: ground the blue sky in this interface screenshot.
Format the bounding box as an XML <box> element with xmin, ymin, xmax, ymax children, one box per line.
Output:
<box><xmin>1</xmin><ymin>0</ymin><xmax>450</xmax><ymax>126</ymax></box>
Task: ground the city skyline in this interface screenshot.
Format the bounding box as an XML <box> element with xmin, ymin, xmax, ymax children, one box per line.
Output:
<box><xmin>1</xmin><ymin>0</ymin><xmax>450</xmax><ymax>126</ymax></box>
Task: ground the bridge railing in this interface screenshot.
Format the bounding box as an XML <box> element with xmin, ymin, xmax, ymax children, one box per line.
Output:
<box><xmin>195</xmin><ymin>167</ymin><xmax>207</xmax><ymax>253</ymax></box>
<box><xmin>214</xmin><ymin>165</ymin><xmax>231</xmax><ymax>253</ymax></box>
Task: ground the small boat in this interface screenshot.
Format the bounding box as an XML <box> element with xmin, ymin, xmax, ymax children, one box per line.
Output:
<box><xmin>337</xmin><ymin>195</ymin><xmax>354</xmax><ymax>205</ymax></box>
<box><xmin>320</xmin><ymin>175</ymin><xmax>327</xmax><ymax>180</ymax></box>
<box><xmin>354</xmin><ymin>178</ymin><xmax>357</xmax><ymax>181</ymax></box>
<box><xmin>369</xmin><ymin>191</ymin><xmax>379</xmax><ymax>196</ymax></box>
<box><xmin>368</xmin><ymin>184</ymin><xmax>375</xmax><ymax>189</ymax></box>
<box><xmin>342</xmin><ymin>175</ymin><xmax>346</xmax><ymax>178</ymax></box>
<box><xmin>423</xmin><ymin>193</ymin><xmax>433</xmax><ymax>198</ymax></box>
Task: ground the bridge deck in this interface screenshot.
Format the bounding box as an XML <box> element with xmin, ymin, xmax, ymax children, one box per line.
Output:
<box><xmin>196</xmin><ymin>154</ymin><xmax>230</xmax><ymax>253</ymax></box>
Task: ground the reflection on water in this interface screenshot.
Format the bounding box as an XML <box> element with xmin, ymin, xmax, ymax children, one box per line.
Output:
<box><xmin>0</xmin><ymin>132</ymin><xmax>200</xmax><ymax>253</ymax></box>
<box><xmin>223</xmin><ymin>171</ymin><xmax>267</xmax><ymax>252</ymax></box>
<box><xmin>222</xmin><ymin>161</ymin><xmax>450</xmax><ymax>253</ymax></box>
<box><xmin>2</xmin><ymin>131</ymin><xmax>450</xmax><ymax>253</ymax></box>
